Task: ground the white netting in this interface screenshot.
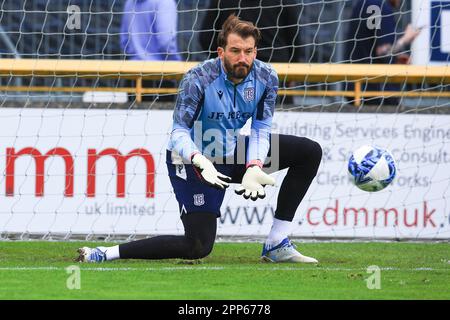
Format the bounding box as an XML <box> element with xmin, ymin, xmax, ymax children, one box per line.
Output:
<box><xmin>0</xmin><ymin>0</ymin><xmax>449</xmax><ymax>241</ymax></box>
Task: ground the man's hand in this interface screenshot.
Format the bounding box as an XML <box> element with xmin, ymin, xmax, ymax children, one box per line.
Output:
<box><xmin>377</xmin><ymin>24</ymin><xmax>422</xmax><ymax>57</ymax></box>
<box><xmin>396</xmin><ymin>53</ymin><xmax>411</xmax><ymax>64</ymax></box>
<box><xmin>235</xmin><ymin>165</ymin><xmax>276</xmax><ymax>201</ymax></box>
<box><xmin>402</xmin><ymin>24</ymin><xmax>421</xmax><ymax>45</ymax></box>
<box><xmin>191</xmin><ymin>153</ymin><xmax>231</xmax><ymax>189</ymax></box>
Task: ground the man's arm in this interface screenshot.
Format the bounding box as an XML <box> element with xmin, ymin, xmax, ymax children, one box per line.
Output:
<box><xmin>169</xmin><ymin>70</ymin><xmax>203</xmax><ymax>161</ymax></box>
<box><xmin>376</xmin><ymin>24</ymin><xmax>421</xmax><ymax>59</ymax></box>
<box><xmin>372</xmin><ymin>2</ymin><xmax>419</xmax><ymax>63</ymax></box>
<box><xmin>169</xmin><ymin>67</ymin><xmax>231</xmax><ymax>189</ymax></box>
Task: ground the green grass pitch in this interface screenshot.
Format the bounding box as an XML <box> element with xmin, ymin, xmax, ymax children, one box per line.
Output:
<box><xmin>0</xmin><ymin>241</ymin><xmax>449</xmax><ymax>300</ymax></box>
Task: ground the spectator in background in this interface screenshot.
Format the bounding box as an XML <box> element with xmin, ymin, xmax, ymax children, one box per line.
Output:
<box><xmin>345</xmin><ymin>0</ymin><xmax>421</xmax><ymax>105</ymax></box>
<box><xmin>121</xmin><ymin>0</ymin><xmax>181</xmax><ymax>61</ymax></box>
<box><xmin>120</xmin><ymin>0</ymin><xmax>181</xmax><ymax>101</ymax></box>
<box><xmin>199</xmin><ymin>0</ymin><xmax>303</xmax><ymax>105</ymax></box>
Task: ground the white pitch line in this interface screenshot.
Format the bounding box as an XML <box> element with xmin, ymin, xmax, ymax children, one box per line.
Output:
<box><xmin>0</xmin><ymin>266</ymin><xmax>449</xmax><ymax>272</ymax></box>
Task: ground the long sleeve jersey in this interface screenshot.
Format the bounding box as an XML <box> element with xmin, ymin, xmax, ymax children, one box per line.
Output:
<box><xmin>167</xmin><ymin>58</ymin><xmax>278</xmax><ymax>165</ymax></box>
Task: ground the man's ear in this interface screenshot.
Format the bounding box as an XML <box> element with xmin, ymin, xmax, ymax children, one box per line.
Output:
<box><xmin>254</xmin><ymin>47</ymin><xmax>257</xmax><ymax>59</ymax></box>
<box><xmin>217</xmin><ymin>46</ymin><xmax>224</xmax><ymax>58</ymax></box>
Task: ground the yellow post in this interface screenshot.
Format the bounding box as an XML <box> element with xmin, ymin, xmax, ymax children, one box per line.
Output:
<box><xmin>136</xmin><ymin>77</ymin><xmax>143</xmax><ymax>103</ymax></box>
<box><xmin>354</xmin><ymin>81</ymin><xmax>361</xmax><ymax>107</ymax></box>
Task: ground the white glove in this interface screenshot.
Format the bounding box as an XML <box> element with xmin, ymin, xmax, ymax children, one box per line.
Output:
<box><xmin>191</xmin><ymin>153</ymin><xmax>232</xmax><ymax>189</ymax></box>
<box><xmin>235</xmin><ymin>165</ymin><xmax>276</xmax><ymax>201</ymax></box>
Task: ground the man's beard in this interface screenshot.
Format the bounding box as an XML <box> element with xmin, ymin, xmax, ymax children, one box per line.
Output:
<box><xmin>223</xmin><ymin>57</ymin><xmax>251</xmax><ymax>80</ymax></box>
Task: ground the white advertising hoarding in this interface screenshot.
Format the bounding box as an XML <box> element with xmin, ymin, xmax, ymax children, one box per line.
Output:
<box><xmin>0</xmin><ymin>108</ymin><xmax>448</xmax><ymax>239</ymax></box>
<box><xmin>271</xmin><ymin>112</ymin><xmax>450</xmax><ymax>239</ymax></box>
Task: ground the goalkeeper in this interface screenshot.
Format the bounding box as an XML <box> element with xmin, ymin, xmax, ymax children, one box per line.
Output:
<box><xmin>77</xmin><ymin>14</ymin><xmax>322</xmax><ymax>264</ymax></box>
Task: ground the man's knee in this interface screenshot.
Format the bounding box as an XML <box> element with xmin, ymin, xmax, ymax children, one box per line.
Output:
<box><xmin>181</xmin><ymin>211</ymin><xmax>217</xmax><ymax>260</ymax></box>
<box><xmin>185</xmin><ymin>238</ymin><xmax>214</xmax><ymax>260</ymax></box>
<box><xmin>308</xmin><ymin>140</ymin><xmax>323</xmax><ymax>165</ymax></box>
<box><xmin>292</xmin><ymin>137</ymin><xmax>322</xmax><ymax>165</ymax></box>
<box><xmin>291</xmin><ymin>138</ymin><xmax>322</xmax><ymax>176</ymax></box>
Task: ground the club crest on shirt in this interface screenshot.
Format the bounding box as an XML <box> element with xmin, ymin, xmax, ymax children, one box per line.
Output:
<box><xmin>243</xmin><ymin>87</ymin><xmax>255</xmax><ymax>102</ymax></box>
<box><xmin>193</xmin><ymin>194</ymin><xmax>205</xmax><ymax>206</ymax></box>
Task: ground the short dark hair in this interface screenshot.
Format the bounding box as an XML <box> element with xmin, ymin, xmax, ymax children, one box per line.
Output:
<box><xmin>217</xmin><ymin>14</ymin><xmax>261</xmax><ymax>48</ymax></box>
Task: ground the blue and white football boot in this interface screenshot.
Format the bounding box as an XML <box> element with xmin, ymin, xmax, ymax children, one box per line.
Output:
<box><xmin>76</xmin><ymin>246</ymin><xmax>107</xmax><ymax>263</ymax></box>
<box><xmin>261</xmin><ymin>238</ymin><xmax>318</xmax><ymax>263</ymax></box>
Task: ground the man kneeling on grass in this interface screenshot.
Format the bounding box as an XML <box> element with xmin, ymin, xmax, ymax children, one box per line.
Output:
<box><xmin>76</xmin><ymin>14</ymin><xmax>321</xmax><ymax>264</ymax></box>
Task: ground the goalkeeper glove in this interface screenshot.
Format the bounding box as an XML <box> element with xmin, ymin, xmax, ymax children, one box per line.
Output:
<box><xmin>235</xmin><ymin>163</ymin><xmax>276</xmax><ymax>201</ymax></box>
<box><xmin>191</xmin><ymin>153</ymin><xmax>232</xmax><ymax>190</ymax></box>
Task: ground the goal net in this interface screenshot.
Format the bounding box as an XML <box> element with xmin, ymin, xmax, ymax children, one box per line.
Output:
<box><xmin>0</xmin><ymin>0</ymin><xmax>449</xmax><ymax>241</ymax></box>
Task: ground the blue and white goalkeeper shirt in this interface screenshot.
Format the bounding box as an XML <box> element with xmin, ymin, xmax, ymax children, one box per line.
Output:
<box><xmin>167</xmin><ymin>58</ymin><xmax>278</xmax><ymax>165</ymax></box>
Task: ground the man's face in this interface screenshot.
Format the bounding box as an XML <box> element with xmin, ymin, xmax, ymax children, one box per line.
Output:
<box><xmin>218</xmin><ymin>33</ymin><xmax>257</xmax><ymax>82</ymax></box>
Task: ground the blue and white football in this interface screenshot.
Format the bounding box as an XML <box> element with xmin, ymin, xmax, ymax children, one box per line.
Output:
<box><xmin>348</xmin><ymin>145</ymin><xmax>396</xmax><ymax>192</ymax></box>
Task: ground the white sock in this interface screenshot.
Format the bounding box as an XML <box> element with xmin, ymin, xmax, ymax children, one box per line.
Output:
<box><xmin>104</xmin><ymin>245</ymin><xmax>120</xmax><ymax>261</ymax></box>
<box><xmin>265</xmin><ymin>218</ymin><xmax>292</xmax><ymax>248</ymax></box>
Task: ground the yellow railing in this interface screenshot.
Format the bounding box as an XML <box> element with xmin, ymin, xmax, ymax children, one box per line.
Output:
<box><xmin>0</xmin><ymin>59</ymin><xmax>449</xmax><ymax>106</ymax></box>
